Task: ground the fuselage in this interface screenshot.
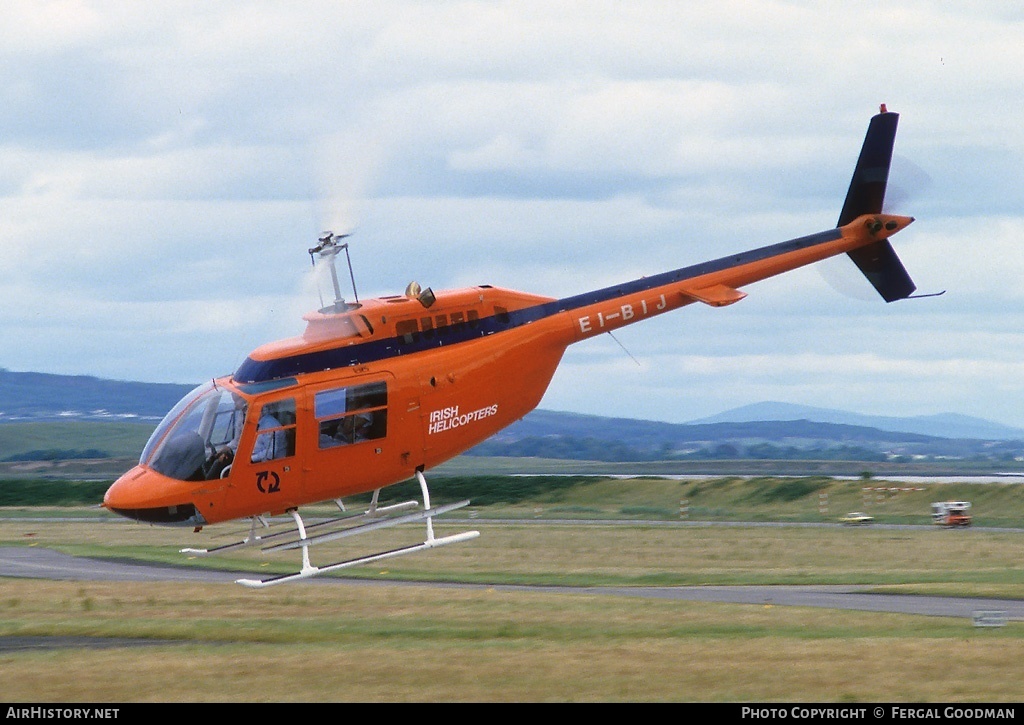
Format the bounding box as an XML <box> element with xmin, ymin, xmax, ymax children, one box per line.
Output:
<box><xmin>103</xmin><ymin>212</ymin><xmax>913</xmax><ymax>527</ymax></box>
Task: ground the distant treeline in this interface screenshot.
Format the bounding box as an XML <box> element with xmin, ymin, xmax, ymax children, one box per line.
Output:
<box><xmin>3</xmin><ymin>449</ymin><xmax>110</xmax><ymax>462</ymax></box>
<box><xmin>381</xmin><ymin>475</ymin><xmax>602</xmax><ymax>506</ymax></box>
<box><xmin>468</xmin><ymin>437</ymin><xmax>664</xmax><ymax>462</ymax></box>
<box><xmin>466</xmin><ymin>436</ymin><xmax>892</xmax><ymax>462</ymax></box>
<box><xmin>0</xmin><ymin>475</ymin><xmax>603</xmax><ymax>508</ymax></box>
<box><xmin>0</xmin><ymin>478</ymin><xmax>111</xmax><ymax>506</ymax></box>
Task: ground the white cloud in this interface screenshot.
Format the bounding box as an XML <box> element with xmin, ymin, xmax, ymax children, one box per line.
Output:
<box><xmin>3</xmin><ymin>1</ymin><xmax>1024</xmax><ymax>428</ymax></box>
<box><xmin>0</xmin><ymin>1</ymin><xmax>107</xmax><ymax>53</ymax></box>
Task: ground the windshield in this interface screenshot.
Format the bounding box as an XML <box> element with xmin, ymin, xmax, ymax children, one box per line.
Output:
<box><xmin>141</xmin><ymin>383</ymin><xmax>248</xmax><ymax>481</ymax></box>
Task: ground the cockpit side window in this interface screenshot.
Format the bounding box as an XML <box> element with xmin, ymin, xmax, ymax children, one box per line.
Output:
<box><xmin>143</xmin><ymin>385</ymin><xmax>248</xmax><ymax>482</ymax></box>
<box><xmin>250</xmin><ymin>398</ymin><xmax>296</xmax><ymax>463</ymax></box>
<box><xmin>210</xmin><ymin>405</ymin><xmax>243</xmax><ymax>448</ymax></box>
<box><xmin>140</xmin><ymin>382</ymin><xmax>211</xmax><ymax>467</ymax></box>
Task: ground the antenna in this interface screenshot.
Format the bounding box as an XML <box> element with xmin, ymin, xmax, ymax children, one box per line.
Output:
<box><xmin>607</xmin><ymin>331</ymin><xmax>641</xmax><ymax>367</ymax></box>
<box><xmin>308</xmin><ymin>232</ymin><xmax>360</xmax><ymax>312</ymax></box>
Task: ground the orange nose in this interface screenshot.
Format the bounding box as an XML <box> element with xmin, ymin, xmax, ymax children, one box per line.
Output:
<box><xmin>104</xmin><ymin>465</ymin><xmax>206</xmax><ymax>526</ymax></box>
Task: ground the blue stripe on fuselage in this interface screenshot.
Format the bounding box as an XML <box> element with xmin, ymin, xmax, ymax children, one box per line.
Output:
<box><xmin>233</xmin><ymin>227</ymin><xmax>841</xmax><ymax>383</ymax></box>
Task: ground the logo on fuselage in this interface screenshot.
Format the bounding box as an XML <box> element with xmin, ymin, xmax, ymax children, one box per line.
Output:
<box><xmin>428</xmin><ymin>404</ymin><xmax>499</xmax><ymax>435</ymax></box>
<box><xmin>256</xmin><ymin>470</ymin><xmax>281</xmax><ymax>494</ymax></box>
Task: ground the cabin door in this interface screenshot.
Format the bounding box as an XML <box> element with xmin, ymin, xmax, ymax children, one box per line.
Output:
<box><xmin>302</xmin><ymin>372</ymin><xmax>420</xmax><ymax>500</ymax></box>
<box><xmin>223</xmin><ymin>393</ymin><xmax>303</xmax><ymax>517</ymax></box>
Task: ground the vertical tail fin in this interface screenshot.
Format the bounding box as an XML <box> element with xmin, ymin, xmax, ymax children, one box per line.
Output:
<box><xmin>839</xmin><ymin>106</ymin><xmax>917</xmax><ymax>302</ymax></box>
<box><xmin>838</xmin><ymin>107</ymin><xmax>898</xmax><ymax>226</ymax></box>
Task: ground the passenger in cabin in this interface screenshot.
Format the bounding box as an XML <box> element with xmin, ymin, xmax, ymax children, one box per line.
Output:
<box><xmin>251</xmin><ymin>410</ymin><xmax>286</xmax><ymax>462</ymax></box>
<box><xmin>349</xmin><ymin>412</ymin><xmax>373</xmax><ymax>442</ymax></box>
<box><xmin>319</xmin><ymin>412</ymin><xmax>374</xmax><ymax>448</ymax></box>
<box><xmin>318</xmin><ymin>418</ymin><xmax>343</xmax><ymax>448</ymax></box>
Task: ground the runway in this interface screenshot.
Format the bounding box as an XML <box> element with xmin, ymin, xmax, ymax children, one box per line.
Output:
<box><xmin>3</xmin><ymin>546</ymin><xmax>1022</xmax><ymax>622</ymax></box>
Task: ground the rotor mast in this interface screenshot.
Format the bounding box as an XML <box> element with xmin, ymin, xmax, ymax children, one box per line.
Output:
<box><xmin>308</xmin><ymin>232</ymin><xmax>360</xmax><ymax>313</ymax></box>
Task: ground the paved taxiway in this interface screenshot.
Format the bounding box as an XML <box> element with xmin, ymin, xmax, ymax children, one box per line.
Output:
<box><xmin>3</xmin><ymin>546</ymin><xmax>1023</xmax><ymax>621</ymax></box>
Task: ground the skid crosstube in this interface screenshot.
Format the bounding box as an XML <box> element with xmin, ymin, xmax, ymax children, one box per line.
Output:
<box><xmin>180</xmin><ymin>500</ymin><xmax>420</xmax><ymax>555</ymax></box>
<box><xmin>263</xmin><ymin>499</ymin><xmax>473</xmax><ymax>552</ymax></box>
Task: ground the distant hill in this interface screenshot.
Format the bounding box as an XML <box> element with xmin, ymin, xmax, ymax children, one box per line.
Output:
<box><xmin>2</xmin><ymin>369</ymin><xmax>1023</xmax><ymax>466</ymax></box>
<box><xmin>687</xmin><ymin>401</ymin><xmax>1024</xmax><ymax>441</ymax></box>
<box><xmin>491</xmin><ymin>409</ymin><xmax>940</xmax><ymax>445</ymax></box>
<box><xmin>0</xmin><ymin>369</ymin><xmax>195</xmax><ymax>422</ymax></box>
<box><xmin>467</xmin><ymin>408</ymin><xmax>1024</xmax><ymax>463</ymax></box>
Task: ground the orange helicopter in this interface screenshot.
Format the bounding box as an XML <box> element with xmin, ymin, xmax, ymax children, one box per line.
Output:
<box><xmin>103</xmin><ymin>105</ymin><xmax>926</xmax><ymax>587</ymax></box>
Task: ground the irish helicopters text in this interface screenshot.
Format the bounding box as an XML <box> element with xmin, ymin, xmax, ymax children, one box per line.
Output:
<box><xmin>104</xmin><ymin>106</ymin><xmax>923</xmax><ymax>587</ymax></box>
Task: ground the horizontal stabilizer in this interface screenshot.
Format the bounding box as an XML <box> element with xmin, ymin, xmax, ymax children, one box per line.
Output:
<box><xmin>684</xmin><ymin>283</ymin><xmax>747</xmax><ymax>307</ymax></box>
<box><xmin>846</xmin><ymin>239</ymin><xmax>917</xmax><ymax>302</ymax></box>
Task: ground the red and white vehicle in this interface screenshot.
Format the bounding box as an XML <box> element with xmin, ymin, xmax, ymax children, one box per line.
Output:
<box><xmin>931</xmin><ymin>501</ymin><xmax>972</xmax><ymax>527</ymax></box>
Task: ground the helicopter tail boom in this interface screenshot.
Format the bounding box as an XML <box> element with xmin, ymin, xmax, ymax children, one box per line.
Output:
<box><xmin>548</xmin><ymin>106</ymin><xmax>918</xmax><ymax>341</ymax></box>
<box><xmin>557</xmin><ymin>212</ymin><xmax>913</xmax><ymax>344</ymax></box>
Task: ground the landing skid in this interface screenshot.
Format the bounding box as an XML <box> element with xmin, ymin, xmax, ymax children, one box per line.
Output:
<box><xmin>237</xmin><ymin>528</ymin><xmax>479</xmax><ymax>588</ymax></box>
<box><xmin>195</xmin><ymin>470</ymin><xmax>479</xmax><ymax>588</ymax></box>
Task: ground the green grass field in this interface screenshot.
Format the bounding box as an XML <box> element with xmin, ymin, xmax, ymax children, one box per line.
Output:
<box><xmin>0</xmin><ymin>421</ymin><xmax>154</xmax><ymax>460</ymax></box>
<box><xmin>4</xmin><ymin>471</ymin><xmax>1022</xmax><ymax>528</ymax></box>
<box><xmin>2</xmin><ymin>473</ymin><xmax>1024</xmax><ymax>701</ymax></box>
<box><xmin>3</xmin><ymin>573</ymin><xmax>1022</xmax><ymax>702</ymax></box>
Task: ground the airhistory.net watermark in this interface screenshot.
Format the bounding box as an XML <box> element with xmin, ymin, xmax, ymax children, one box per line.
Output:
<box><xmin>6</xmin><ymin>708</ymin><xmax>119</xmax><ymax>720</ymax></box>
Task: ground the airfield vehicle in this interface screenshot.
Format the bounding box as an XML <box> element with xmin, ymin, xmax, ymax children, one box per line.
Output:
<box><xmin>932</xmin><ymin>501</ymin><xmax>972</xmax><ymax>527</ymax></box>
<box><xmin>840</xmin><ymin>512</ymin><xmax>874</xmax><ymax>525</ymax></box>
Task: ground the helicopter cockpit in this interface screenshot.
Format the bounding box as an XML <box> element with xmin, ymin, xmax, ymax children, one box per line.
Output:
<box><xmin>140</xmin><ymin>381</ymin><xmax>248</xmax><ymax>482</ymax></box>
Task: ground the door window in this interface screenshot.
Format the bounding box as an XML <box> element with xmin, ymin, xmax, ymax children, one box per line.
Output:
<box><xmin>315</xmin><ymin>381</ymin><xmax>388</xmax><ymax>449</ymax></box>
<box><xmin>250</xmin><ymin>398</ymin><xmax>296</xmax><ymax>463</ymax></box>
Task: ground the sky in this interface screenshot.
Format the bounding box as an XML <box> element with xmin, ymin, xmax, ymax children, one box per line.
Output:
<box><xmin>2</xmin><ymin>1</ymin><xmax>1024</xmax><ymax>427</ymax></box>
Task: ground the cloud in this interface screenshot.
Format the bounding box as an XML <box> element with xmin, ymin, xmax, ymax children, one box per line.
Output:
<box><xmin>2</xmin><ymin>1</ymin><xmax>1024</xmax><ymax>427</ymax></box>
